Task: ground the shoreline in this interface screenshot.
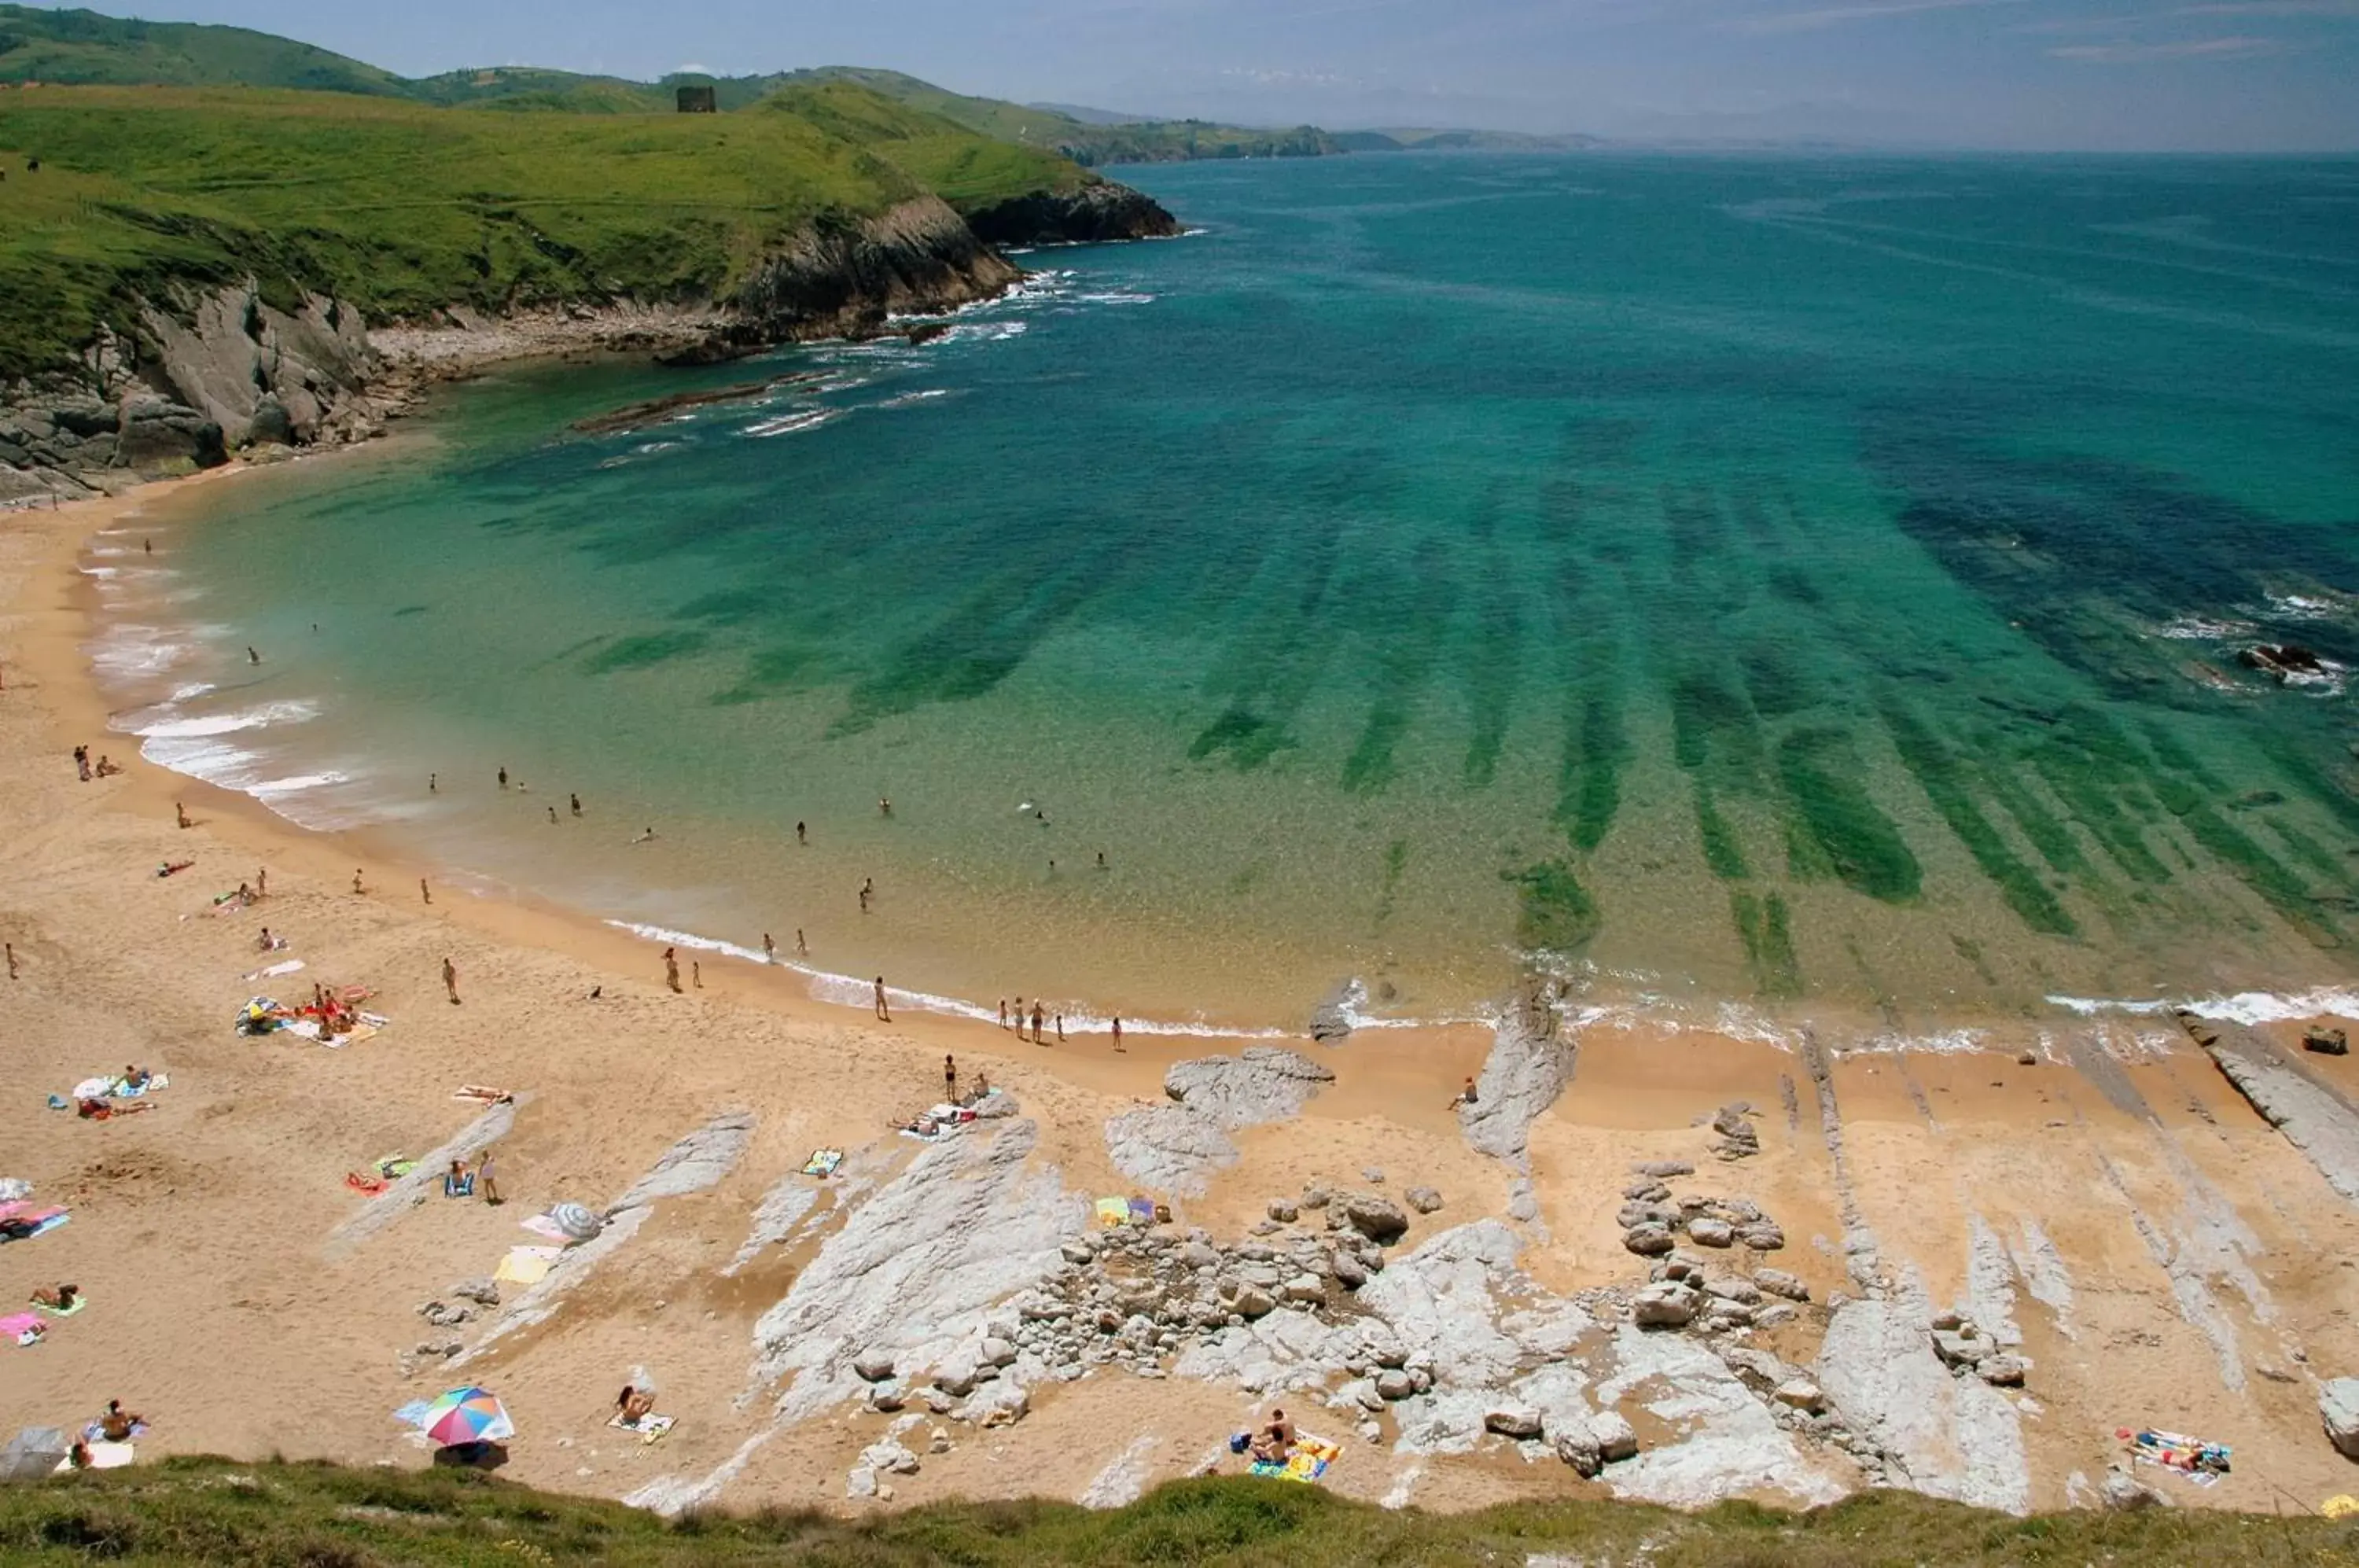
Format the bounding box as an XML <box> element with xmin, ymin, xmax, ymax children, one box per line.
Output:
<box><xmin>11</xmin><ymin>472</ymin><xmax>2359</xmax><ymax>1519</ymax></box>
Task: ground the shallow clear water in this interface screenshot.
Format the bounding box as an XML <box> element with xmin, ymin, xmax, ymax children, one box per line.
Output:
<box><xmin>94</xmin><ymin>152</ymin><xmax>2359</xmax><ymax>1039</ymax></box>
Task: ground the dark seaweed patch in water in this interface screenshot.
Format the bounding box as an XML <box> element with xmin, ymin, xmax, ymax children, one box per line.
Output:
<box><xmin>708</xmin><ymin>641</ymin><xmax>826</xmax><ymax>705</ymax></box>
<box><xmin>2177</xmin><ymin>799</ymin><xmax>2336</xmax><ymax>943</ymax></box>
<box><xmin>1882</xmin><ymin>702</ymin><xmax>2076</xmax><ymax>936</ymax></box>
<box><xmin>1504</xmin><ymin>859</ymin><xmax>1602</xmax><ymax>953</ymax></box>
<box><xmin>1694</xmin><ymin>779</ymin><xmax>1750</xmax><ymax>882</ymax></box>
<box><xmin>1776</xmin><ymin>727</ymin><xmax>1922</xmax><ymax>904</ymax></box>
<box><xmin>1768</xmin><ymin>566</ymin><xmax>1821</xmax><ymax>608</ymax></box>
<box><xmin>583</xmin><ymin>630</ymin><xmax>708</xmax><ymax>674</ymax></box>
<box><xmin>391</xmin><ymin>604</ymin><xmax>429</xmax><ymax>618</ymax></box>
<box><xmin>1341</xmin><ymin>540</ymin><xmax>1457</xmax><ymax>796</ymax></box>
<box><xmin>1669</xmin><ymin>665</ymin><xmax>1763</xmax><ymax>785</ymax></box>
<box><xmin>1732</xmin><ymin>889</ymin><xmax>1801</xmax><ymax>998</ymax></box>
<box><xmin>1971</xmin><ymin>739</ymin><xmax>2089</xmax><ymax>878</ymax></box>
<box><xmin>1741</xmin><ymin>639</ymin><xmax>1813</xmax><ymax>720</ymax></box>
<box><xmin>830</xmin><ymin>558</ymin><xmax>1101</xmax><ymax>737</ymax></box>
<box><xmin>1373</xmin><ymin>837</ymin><xmax>1410</xmax><ymax>930</ymax></box>
<box><xmin>2258</xmin><ymin>734</ymin><xmax>2359</xmax><ymax>838</ymax></box>
<box><xmin>1555</xmin><ymin>688</ymin><xmax>1628</xmax><ymax>853</ymax></box>
<box><xmin>1190</xmin><ymin>708</ymin><xmax>1293</xmax><ymax>770</ymax></box>
<box><xmin>676</xmin><ymin>587</ymin><xmax>778</xmax><ymax>626</ymax></box>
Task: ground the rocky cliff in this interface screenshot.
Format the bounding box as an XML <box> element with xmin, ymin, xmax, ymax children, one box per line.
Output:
<box><xmin>963</xmin><ymin>182</ymin><xmax>1183</xmax><ymax>248</ymax></box>
<box><xmin>0</xmin><ymin>186</ymin><xmax>1170</xmax><ymax>505</ymax></box>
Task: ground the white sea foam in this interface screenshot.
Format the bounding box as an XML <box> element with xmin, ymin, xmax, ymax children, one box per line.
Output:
<box><xmin>743</xmin><ymin>408</ymin><xmax>842</xmax><ymax>439</ymax></box>
<box><xmin>604</xmin><ymin>919</ymin><xmax>1292</xmax><ymax>1040</ymax></box>
<box><xmin>2048</xmin><ymin>986</ymin><xmax>2359</xmax><ymax>1025</ymax></box>
<box><xmin>875</xmin><ymin>388</ymin><xmax>953</xmax><ymax>410</ymax></box>
<box><xmin>127</xmin><ymin>699</ymin><xmax>320</xmax><ymax>739</ymax></box>
<box><xmin>1073</xmin><ymin>292</ymin><xmax>1156</xmax><ymax>306</ymax></box>
<box><xmin>2151</xmin><ymin>615</ymin><xmax>2252</xmax><ymax>641</ymax></box>
<box><xmin>90</xmin><ymin>623</ymin><xmax>196</xmax><ymax>679</ymax></box>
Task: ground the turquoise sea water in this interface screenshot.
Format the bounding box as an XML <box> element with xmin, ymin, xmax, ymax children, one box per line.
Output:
<box><xmin>92</xmin><ymin>153</ymin><xmax>2359</xmax><ymax>1039</ymax></box>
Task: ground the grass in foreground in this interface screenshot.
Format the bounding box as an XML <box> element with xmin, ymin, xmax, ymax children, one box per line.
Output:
<box><xmin>1</xmin><ymin>1457</ymin><xmax>2353</xmax><ymax>1566</ymax></box>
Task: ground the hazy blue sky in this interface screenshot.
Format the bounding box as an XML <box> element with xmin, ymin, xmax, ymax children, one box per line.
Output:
<box><xmin>29</xmin><ymin>0</ymin><xmax>2359</xmax><ymax>149</ymax></box>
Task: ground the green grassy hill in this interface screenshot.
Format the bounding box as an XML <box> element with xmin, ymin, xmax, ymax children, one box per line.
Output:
<box><xmin>0</xmin><ymin>80</ymin><xmax>1086</xmax><ymax>379</ymax></box>
<box><xmin>0</xmin><ymin>8</ymin><xmax>1346</xmax><ymax>161</ymax></box>
<box><xmin>1</xmin><ymin>1456</ymin><xmax>2349</xmax><ymax>1566</ymax></box>
<box><xmin>0</xmin><ymin>5</ymin><xmax>407</xmax><ymax>95</ymax></box>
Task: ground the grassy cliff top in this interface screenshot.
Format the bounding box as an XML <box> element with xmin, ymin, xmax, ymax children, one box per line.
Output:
<box><xmin>0</xmin><ymin>81</ymin><xmax>1086</xmax><ymax>380</ymax></box>
<box><xmin>1</xmin><ymin>1456</ymin><xmax>2349</xmax><ymax>1566</ymax></box>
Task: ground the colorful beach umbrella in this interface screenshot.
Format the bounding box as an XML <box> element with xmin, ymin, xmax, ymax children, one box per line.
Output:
<box><xmin>550</xmin><ymin>1202</ymin><xmax>602</xmax><ymax>1242</ymax></box>
<box><xmin>420</xmin><ymin>1386</ymin><xmax>513</xmax><ymax>1446</ymax></box>
<box><xmin>71</xmin><ymin>1078</ymin><xmax>114</xmax><ymax>1102</ymax></box>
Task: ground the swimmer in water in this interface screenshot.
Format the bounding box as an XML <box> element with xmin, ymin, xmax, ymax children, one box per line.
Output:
<box><xmin>632</xmin><ymin>826</ymin><xmax>657</xmax><ymax>845</ymax></box>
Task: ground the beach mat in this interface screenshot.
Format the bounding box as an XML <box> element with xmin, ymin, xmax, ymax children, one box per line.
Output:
<box><xmin>520</xmin><ymin>1213</ymin><xmax>570</xmax><ymax>1242</ymax></box>
<box><xmin>1093</xmin><ymin>1196</ymin><xmax>1130</xmax><ymax>1228</ymax></box>
<box><xmin>1249</xmin><ymin>1437</ymin><xmax>1340</xmax><ymax>1484</ymax></box>
<box><xmin>800</xmin><ymin>1148</ymin><xmax>844</xmax><ymax>1177</ymax></box>
<box><xmin>495</xmin><ymin>1246</ymin><xmax>563</xmax><ymax>1286</ymax></box>
<box><xmin>1</xmin><ymin>1312</ymin><xmax>46</xmax><ymax>1345</ymax></box>
<box><xmin>608</xmin><ymin>1412</ymin><xmax>675</xmax><ymax>1444</ymax></box>
<box><xmin>34</xmin><ymin>1296</ymin><xmax>87</xmax><ymax>1318</ymax></box>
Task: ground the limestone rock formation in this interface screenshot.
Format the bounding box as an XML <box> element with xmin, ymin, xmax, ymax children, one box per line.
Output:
<box><xmin>961</xmin><ymin>180</ymin><xmax>1183</xmax><ymax>248</ymax></box>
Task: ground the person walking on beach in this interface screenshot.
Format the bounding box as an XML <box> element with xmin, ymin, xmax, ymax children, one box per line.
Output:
<box><xmin>999</xmin><ymin>999</ymin><xmax>1009</xmax><ymax>1031</ymax></box>
<box><xmin>1014</xmin><ymin>996</ymin><xmax>1025</xmax><ymax>1036</ymax></box>
<box><xmin>663</xmin><ymin>947</ymin><xmax>681</xmax><ymax>994</ymax></box>
<box><xmin>944</xmin><ymin>1054</ymin><xmax>958</xmax><ymax>1099</ymax></box>
<box><xmin>796</xmin><ymin>821</ymin><xmax>807</xmax><ymax>845</ymax></box>
<box><xmin>547</xmin><ymin>805</ymin><xmax>558</xmax><ymax>824</ymax></box>
<box><xmin>879</xmin><ymin>797</ymin><xmax>892</xmax><ymax>817</ymax></box>
<box><xmin>421</xmin><ymin>877</ymin><xmax>432</xmax><ymax>905</ymax></box>
<box><xmin>351</xmin><ymin>868</ymin><xmax>366</xmax><ymax>894</ymax></box>
<box><xmin>874</xmin><ymin>976</ymin><xmax>890</xmax><ymax>1022</ymax></box>
<box><xmin>859</xmin><ymin>879</ymin><xmax>872</xmax><ymax>913</ymax></box>
<box><xmin>429</xmin><ymin>772</ymin><xmax>436</xmax><ymax>793</ymax></box>
<box><xmin>764</xmin><ymin>932</ymin><xmax>776</xmax><ymax>963</ymax></box>
<box><xmin>247</xmin><ymin>646</ymin><xmax>261</xmax><ymax>665</ymax></box>
<box><xmin>692</xmin><ymin>960</ymin><xmax>702</xmax><ymax>989</ymax></box>
<box><xmin>1112</xmin><ymin>1015</ymin><xmax>1124</xmax><ymax>1052</ymax></box>
<box><xmin>570</xmin><ymin>793</ymin><xmax>582</xmax><ymax>818</ymax></box>
<box><xmin>1030</xmin><ymin>999</ymin><xmax>1045</xmax><ymax>1044</ymax></box>
<box><xmin>498</xmin><ymin>766</ymin><xmax>509</xmax><ymax>790</ymax></box>
<box><xmin>442</xmin><ymin>955</ymin><xmax>459</xmax><ymax>1005</ymax></box>
<box><xmin>796</xmin><ymin>929</ymin><xmax>807</xmax><ymax>957</ymax></box>
<box><xmin>6</xmin><ymin>942</ymin><xmax>17</xmax><ymax>981</ymax></box>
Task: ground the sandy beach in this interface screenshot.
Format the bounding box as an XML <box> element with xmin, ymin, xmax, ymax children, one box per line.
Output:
<box><xmin>6</xmin><ymin>471</ymin><xmax>2359</xmax><ymax>1518</ymax></box>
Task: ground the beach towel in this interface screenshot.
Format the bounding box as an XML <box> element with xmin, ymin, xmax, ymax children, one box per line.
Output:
<box><xmin>1128</xmin><ymin>1196</ymin><xmax>1157</xmax><ymax>1225</ymax></box>
<box><xmin>81</xmin><ymin>1421</ymin><xmax>145</xmax><ymax>1443</ymax></box>
<box><xmin>608</xmin><ymin>1412</ymin><xmax>676</xmax><ymax>1444</ymax></box>
<box><xmin>0</xmin><ymin>1202</ymin><xmax>25</xmax><ymax>1224</ymax></box>
<box><xmin>1</xmin><ymin>1312</ymin><xmax>45</xmax><ymax>1345</ymax></box>
<box><xmin>0</xmin><ymin>1209</ymin><xmax>67</xmax><ymax>1242</ymax></box>
<box><xmin>1248</xmin><ymin>1436</ymin><xmax>1339</xmax><ymax>1484</ymax></box>
<box><xmin>241</xmin><ymin>959</ymin><xmax>304</xmax><ymax>982</ymax></box>
<box><xmin>521</xmin><ymin>1213</ymin><xmax>571</xmax><ymax>1242</ymax></box>
<box><xmin>34</xmin><ymin>1296</ymin><xmax>87</xmax><ymax>1318</ymax></box>
<box><xmin>112</xmin><ymin>1073</ymin><xmax>165</xmax><ymax>1099</ymax></box>
<box><xmin>495</xmin><ymin>1246</ymin><xmax>562</xmax><ymax>1286</ymax></box>
<box><xmin>345</xmin><ymin>1172</ymin><xmax>388</xmax><ymax>1196</ymax></box>
<box><xmin>377</xmin><ymin>1158</ymin><xmax>416</xmax><ymax>1179</ymax></box>
<box><xmin>83</xmin><ymin>1442</ymin><xmax>135</xmax><ymax>1469</ymax></box>
<box><xmin>800</xmin><ymin>1148</ymin><xmax>845</xmax><ymax>1177</ymax></box>
<box><xmin>1094</xmin><ymin>1197</ymin><xmax>1130</xmax><ymax>1228</ymax></box>
<box><xmin>392</xmin><ymin>1401</ymin><xmax>436</xmax><ymax>1429</ymax></box>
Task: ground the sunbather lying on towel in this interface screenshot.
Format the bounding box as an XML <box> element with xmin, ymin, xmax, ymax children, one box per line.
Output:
<box><xmin>454</xmin><ymin>1084</ymin><xmax>513</xmax><ymax>1104</ymax></box>
<box><xmin>30</xmin><ymin>1283</ymin><xmax>79</xmax><ymax>1311</ymax></box>
<box><xmin>77</xmin><ymin>1097</ymin><xmax>153</xmax><ymax>1121</ymax></box>
<box><xmin>155</xmin><ymin>860</ymin><xmax>193</xmax><ymax>878</ymax></box>
<box><xmin>616</xmin><ymin>1386</ymin><xmax>657</xmax><ymax>1424</ymax></box>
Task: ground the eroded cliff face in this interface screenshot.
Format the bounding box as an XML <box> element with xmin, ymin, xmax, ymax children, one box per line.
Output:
<box><xmin>962</xmin><ymin>182</ymin><xmax>1183</xmax><ymax>248</ymax></box>
<box><xmin>0</xmin><ymin>183</ymin><xmax>1176</xmax><ymax>503</ymax></box>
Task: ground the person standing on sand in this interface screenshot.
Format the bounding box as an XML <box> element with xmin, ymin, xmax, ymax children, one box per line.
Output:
<box><xmin>429</xmin><ymin>773</ymin><xmax>436</xmax><ymax>793</ymax></box>
<box><xmin>764</xmin><ymin>933</ymin><xmax>776</xmax><ymax>963</ymax></box>
<box><xmin>879</xmin><ymin>797</ymin><xmax>892</xmax><ymax>817</ymax></box>
<box><xmin>1056</xmin><ymin>1013</ymin><xmax>1065</xmax><ymax>1043</ymax></box>
<box><xmin>859</xmin><ymin>880</ymin><xmax>872</xmax><ymax>913</ymax></box>
<box><xmin>547</xmin><ymin>805</ymin><xmax>558</xmax><ymax>824</ymax></box>
<box><xmin>663</xmin><ymin>947</ymin><xmax>681</xmax><ymax>994</ymax></box>
<box><xmin>999</xmin><ymin>999</ymin><xmax>1009</xmax><ymax>1031</ymax></box>
<box><xmin>498</xmin><ymin>766</ymin><xmax>508</xmax><ymax>790</ymax></box>
<box><xmin>256</xmin><ymin>867</ymin><xmax>267</xmax><ymax>898</ymax></box>
<box><xmin>421</xmin><ymin>878</ymin><xmax>432</xmax><ymax>905</ymax></box>
<box><xmin>478</xmin><ymin>1147</ymin><xmax>502</xmax><ymax>1206</ymax></box>
<box><xmin>1112</xmin><ymin>1015</ymin><xmax>1124</xmax><ymax>1052</ymax></box>
<box><xmin>692</xmin><ymin>960</ymin><xmax>702</xmax><ymax>989</ymax></box>
<box><xmin>944</xmin><ymin>1054</ymin><xmax>958</xmax><ymax>1099</ymax></box>
<box><xmin>874</xmin><ymin>977</ymin><xmax>890</xmax><ymax>1022</ymax></box>
<box><xmin>570</xmin><ymin>793</ymin><xmax>582</xmax><ymax>818</ymax></box>
<box><xmin>352</xmin><ymin>868</ymin><xmax>366</xmax><ymax>895</ymax></box>
<box><xmin>796</xmin><ymin>821</ymin><xmax>807</xmax><ymax>845</ymax></box>
<box><xmin>796</xmin><ymin>929</ymin><xmax>807</xmax><ymax>957</ymax></box>
<box><xmin>174</xmin><ymin>802</ymin><xmax>190</xmax><ymax>828</ymax></box>
<box><xmin>6</xmin><ymin>942</ymin><xmax>17</xmax><ymax>981</ymax></box>
<box><xmin>442</xmin><ymin>956</ymin><xmax>459</xmax><ymax>1005</ymax></box>
<box><xmin>1030</xmin><ymin>1000</ymin><xmax>1045</xmax><ymax>1044</ymax></box>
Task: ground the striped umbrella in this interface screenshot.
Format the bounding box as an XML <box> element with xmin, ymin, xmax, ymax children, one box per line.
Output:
<box><xmin>550</xmin><ymin>1202</ymin><xmax>603</xmax><ymax>1242</ymax></box>
<box><xmin>421</xmin><ymin>1386</ymin><xmax>513</xmax><ymax>1446</ymax></box>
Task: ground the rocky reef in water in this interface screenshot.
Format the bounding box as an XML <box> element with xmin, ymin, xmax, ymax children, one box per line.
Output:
<box><xmin>0</xmin><ymin>185</ymin><xmax>1174</xmax><ymax>505</ymax></box>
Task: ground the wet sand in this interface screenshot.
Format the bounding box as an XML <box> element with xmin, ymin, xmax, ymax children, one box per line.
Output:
<box><xmin>6</xmin><ymin>476</ymin><xmax>2359</xmax><ymax>1518</ymax></box>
